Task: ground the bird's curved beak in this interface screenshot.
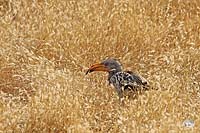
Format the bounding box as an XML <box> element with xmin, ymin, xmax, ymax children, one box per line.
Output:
<box><xmin>86</xmin><ymin>63</ymin><xmax>109</xmax><ymax>75</ymax></box>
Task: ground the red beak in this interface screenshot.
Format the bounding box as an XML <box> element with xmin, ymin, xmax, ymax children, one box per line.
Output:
<box><xmin>86</xmin><ymin>63</ymin><xmax>109</xmax><ymax>75</ymax></box>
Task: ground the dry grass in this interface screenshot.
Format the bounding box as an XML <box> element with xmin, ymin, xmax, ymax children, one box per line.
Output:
<box><xmin>0</xmin><ymin>0</ymin><xmax>200</xmax><ymax>132</ymax></box>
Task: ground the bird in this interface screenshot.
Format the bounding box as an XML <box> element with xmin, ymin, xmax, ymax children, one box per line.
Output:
<box><xmin>86</xmin><ymin>58</ymin><xmax>149</xmax><ymax>100</ymax></box>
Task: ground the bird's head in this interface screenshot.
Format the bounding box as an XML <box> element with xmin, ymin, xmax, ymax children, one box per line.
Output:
<box><xmin>86</xmin><ymin>58</ymin><xmax>122</xmax><ymax>75</ymax></box>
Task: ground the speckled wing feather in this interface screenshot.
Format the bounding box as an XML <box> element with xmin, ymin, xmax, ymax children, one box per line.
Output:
<box><xmin>110</xmin><ymin>72</ymin><xmax>146</xmax><ymax>87</ymax></box>
<box><xmin>109</xmin><ymin>71</ymin><xmax>148</xmax><ymax>98</ymax></box>
<box><xmin>124</xmin><ymin>71</ymin><xmax>148</xmax><ymax>86</ymax></box>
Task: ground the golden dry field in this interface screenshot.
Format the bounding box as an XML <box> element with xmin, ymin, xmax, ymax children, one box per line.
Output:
<box><xmin>0</xmin><ymin>0</ymin><xmax>200</xmax><ymax>132</ymax></box>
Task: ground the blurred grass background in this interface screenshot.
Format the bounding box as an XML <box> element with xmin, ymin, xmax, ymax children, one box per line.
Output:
<box><xmin>0</xmin><ymin>0</ymin><xmax>200</xmax><ymax>132</ymax></box>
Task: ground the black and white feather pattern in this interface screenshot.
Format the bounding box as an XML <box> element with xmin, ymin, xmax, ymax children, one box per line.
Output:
<box><xmin>109</xmin><ymin>71</ymin><xmax>148</xmax><ymax>98</ymax></box>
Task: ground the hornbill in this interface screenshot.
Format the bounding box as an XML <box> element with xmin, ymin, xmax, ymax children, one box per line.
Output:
<box><xmin>86</xmin><ymin>58</ymin><xmax>149</xmax><ymax>99</ymax></box>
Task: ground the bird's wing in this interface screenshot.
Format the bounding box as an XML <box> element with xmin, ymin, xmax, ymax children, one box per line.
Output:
<box><xmin>124</xmin><ymin>71</ymin><xmax>148</xmax><ymax>86</ymax></box>
<box><xmin>110</xmin><ymin>71</ymin><xmax>146</xmax><ymax>88</ymax></box>
<box><xmin>109</xmin><ymin>71</ymin><xmax>149</xmax><ymax>98</ymax></box>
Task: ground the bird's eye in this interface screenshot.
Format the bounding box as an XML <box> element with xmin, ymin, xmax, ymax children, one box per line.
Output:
<box><xmin>104</xmin><ymin>62</ymin><xmax>109</xmax><ymax>66</ymax></box>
